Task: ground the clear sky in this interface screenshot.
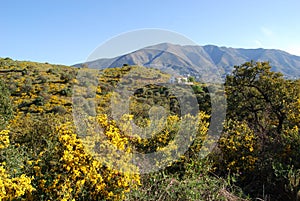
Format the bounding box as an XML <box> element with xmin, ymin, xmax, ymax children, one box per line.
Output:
<box><xmin>1</xmin><ymin>0</ymin><xmax>300</xmax><ymax>65</ymax></box>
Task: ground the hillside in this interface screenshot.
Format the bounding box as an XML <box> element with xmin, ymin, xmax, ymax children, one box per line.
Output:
<box><xmin>0</xmin><ymin>58</ymin><xmax>177</xmax><ymax>116</ymax></box>
<box><xmin>74</xmin><ymin>43</ymin><xmax>300</xmax><ymax>79</ymax></box>
<box><xmin>0</xmin><ymin>58</ymin><xmax>300</xmax><ymax>200</ymax></box>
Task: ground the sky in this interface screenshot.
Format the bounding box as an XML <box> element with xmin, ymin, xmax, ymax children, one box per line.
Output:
<box><xmin>1</xmin><ymin>0</ymin><xmax>300</xmax><ymax>65</ymax></box>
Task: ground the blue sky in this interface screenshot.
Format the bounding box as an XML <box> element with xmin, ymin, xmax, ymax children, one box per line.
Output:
<box><xmin>1</xmin><ymin>0</ymin><xmax>300</xmax><ymax>65</ymax></box>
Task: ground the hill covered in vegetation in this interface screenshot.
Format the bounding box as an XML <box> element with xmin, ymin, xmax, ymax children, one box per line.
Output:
<box><xmin>0</xmin><ymin>57</ymin><xmax>299</xmax><ymax>200</ymax></box>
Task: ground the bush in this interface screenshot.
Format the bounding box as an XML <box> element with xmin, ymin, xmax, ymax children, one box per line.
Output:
<box><xmin>215</xmin><ymin>120</ymin><xmax>258</xmax><ymax>175</ymax></box>
<box><xmin>0</xmin><ymin>129</ymin><xmax>35</xmax><ymax>200</ymax></box>
<box><xmin>127</xmin><ymin>158</ymin><xmax>249</xmax><ymax>201</ymax></box>
<box><xmin>0</xmin><ymin>79</ymin><xmax>13</xmax><ymax>130</ymax></box>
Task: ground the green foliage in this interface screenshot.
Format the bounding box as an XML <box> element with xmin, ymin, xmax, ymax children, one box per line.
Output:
<box><xmin>0</xmin><ymin>78</ymin><xmax>13</xmax><ymax>129</ymax></box>
<box><xmin>192</xmin><ymin>84</ymin><xmax>203</xmax><ymax>93</ymax></box>
<box><xmin>188</xmin><ymin>76</ymin><xmax>195</xmax><ymax>82</ymax></box>
<box><xmin>127</xmin><ymin>158</ymin><xmax>249</xmax><ymax>201</ymax></box>
<box><xmin>60</xmin><ymin>69</ymin><xmax>76</xmax><ymax>83</ymax></box>
<box><xmin>222</xmin><ymin>61</ymin><xmax>300</xmax><ymax>200</ymax></box>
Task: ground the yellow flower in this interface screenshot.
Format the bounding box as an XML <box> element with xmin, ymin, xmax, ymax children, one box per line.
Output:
<box><xmin>0</xmin><ymin>130</ymin><xmax>10</xmax><ymax>149</ymax></box>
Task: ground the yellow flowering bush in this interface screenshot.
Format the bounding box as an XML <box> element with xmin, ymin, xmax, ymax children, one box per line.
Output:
<box><xmin>0</xmin><ymin>165</ymin><xmax>35</xmax><ymax>200</ymax></box>
<box><xmin>216</xmin><ymin>120</ymin><xmax>258</xmax><ymax>174</ymax></box>
<box><xmin>188</xmin><ymin>112</ymin><xmax>210</xmax><ymax>157</ymax></box>
<box><xmin>128</xmin><ymin>114</ymin><xmax>181</xmax><ymax>154</ymax></box>
<box><xmin>97</xmin><ymin>114</ymin><xmax>129</xmax><ymax>151</ymax></box>
<box><xmin>0</xmin><ymin>129</ymin><xmax>35</xmax><ymax>201</ymax></box>
<box><xmin>30</xmin><ymin>121</ymin><xmax>140</xmax><ymax>201</ymax></box>
<box><xmin>0</xmin><ymin>130</ymin><xmax>10</xmax><ymax>150</ymax></box>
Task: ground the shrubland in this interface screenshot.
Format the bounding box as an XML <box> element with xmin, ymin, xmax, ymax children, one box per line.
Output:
<box><xmin>0</xmin><ymin>57</ymin><xmax>299</xmax><ymax>200</ymax></box>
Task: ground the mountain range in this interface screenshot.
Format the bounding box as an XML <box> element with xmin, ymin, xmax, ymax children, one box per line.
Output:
<box><xmin>74</xmin><ymin>43</ymin><xmax>300</xmax><ymax>79</ymax></box>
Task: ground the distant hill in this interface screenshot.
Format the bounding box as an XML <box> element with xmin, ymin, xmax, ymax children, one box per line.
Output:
<box><xmin>74</xmin><ymin>43</ymin><xmax>300</xmax><ymax>79</ymax></box>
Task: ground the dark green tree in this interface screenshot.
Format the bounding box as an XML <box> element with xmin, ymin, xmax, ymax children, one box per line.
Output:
<box><xmin>188</xmin><ymin>76</ymin><xmax>195</xmax><ymax>82</ymax></box>
<box><xmin>223</xmin><ymin>61</ymin><xmax>300</xmax><ymax>200</ymax></box>
<box><xmin>225</xmin><ymin>61</ymin><xmax>294</xmax><ymax>134</ymax></box>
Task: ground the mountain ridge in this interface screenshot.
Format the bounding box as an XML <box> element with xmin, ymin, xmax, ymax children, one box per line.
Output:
<box><xmin>74</xmin><ymin>43</ymin><xmax>300</xmax><ymax>79</ymax></box>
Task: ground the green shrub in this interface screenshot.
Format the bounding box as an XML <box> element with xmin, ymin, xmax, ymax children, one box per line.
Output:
<box><xmin>0</xmin><ymin>78</ymin><xmax>13</xmax><ymax>129</ymax></box>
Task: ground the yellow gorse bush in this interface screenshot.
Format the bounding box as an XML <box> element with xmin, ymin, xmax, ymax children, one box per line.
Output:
<box><xmin>0</xmin><ymin>129</ymin><xmax>35</xmax><ymax>201</ymax></box>
<box><xmin>0</xmin><ymin>166</ymin><xmax>35</xmax><ymax>201</ymax></box>
<box><xmin>31</xmin><ymin>121</ymin><xmax>140</xmax><ymax>200</ymax></box>
<box><xmin>217</xmin><ymin>120</ymin><xmax>258</xmax><ymax>174</ymax></box>
<box><xmin>0</xmin><ymin>130</ymin><xmax>10</xmax><ymax>150</ymax></box>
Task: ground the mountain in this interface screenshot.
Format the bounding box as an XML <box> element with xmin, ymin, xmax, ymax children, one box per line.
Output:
<box><xmin>74</xmin><ymin>43</ymin><xmax>300</xmax><ymax>79</ymax></box>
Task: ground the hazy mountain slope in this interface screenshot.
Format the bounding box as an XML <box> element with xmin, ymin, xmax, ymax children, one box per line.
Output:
<box><xmin>74</xmin><ymin>43</ymin><xmax>300</xmax><ymax>78</ymax></box>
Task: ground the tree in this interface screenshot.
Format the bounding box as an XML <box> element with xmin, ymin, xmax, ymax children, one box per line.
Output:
<box><xmin>188</xmin><ymin>76</ymin><xmax>195</xmax><ymax>82</ymax></box>
<box><xmin>225</xmin><ymin>61</ymin><xmax>293</xmax><ymax>134</ymax></box>
<box><xmin>223</xmin><ymin>61</ymin><xmax>300</xmax><ymax>199</ymax></box>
